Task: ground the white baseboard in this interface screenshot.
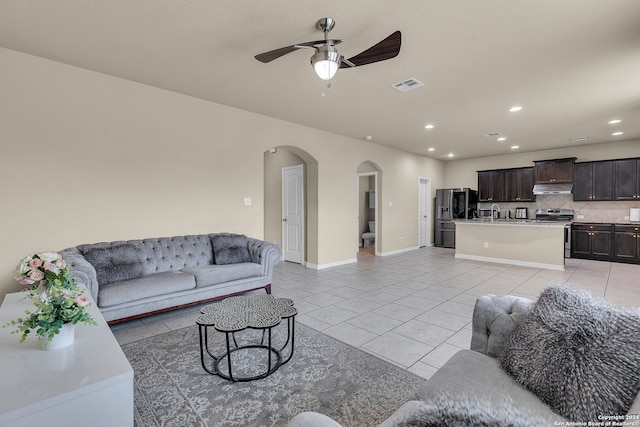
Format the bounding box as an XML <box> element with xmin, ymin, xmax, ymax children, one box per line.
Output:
<box><xmin>378</xmin><ymin>246</ymin><xmax>420</xmax><ymax>257</ymax></box>
<box><xmin>306</xmin><ymin>258</ymin><xmax>358</xmax><ymax>270</ymax></box>
<box><xmin>454</xmin><ymin>253</ymin><xmax>566</xmax><ymax>271</ymax></box>
<box><xmin>305</xmin><ymin>245</ymin><xmax>424</xmax><ymax>268</ymax></box>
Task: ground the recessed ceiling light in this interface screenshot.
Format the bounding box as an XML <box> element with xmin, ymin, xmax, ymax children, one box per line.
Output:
<box><xmin>424</xmin><ymin>124</ymin><xmax>434</xmax><ymax>129</ymax></box>
<box><xmin>497</xmin><ymin>137</ymin><xmax>506</xmax><ymax>142</ymax></box>
<box><xmin>365</xmin><ymin>136</ymin><xmax>373</xmax><ymax>140</ymax></box>
<box><xmin>447</xmin><ymin>153</ymin><xmax>454</xmax><ymax>157</ymax></box>
<box><xmin>612</xmin><ymin>131</ymin><xmax>624</xmax><ymax>136</ymax></box>
<box><xmin>608</xmin><ymin>119</ymin><xmax>622</xmax><ymax>124</ymax></box>
<box><xmin>509</xmin><ymin>106</ymin><xmax>522</xmax><ymax>112</ymax></box>
<box><xmin>510</xmin><ymin>145</ymin><xmax>520</xmax><ymax>149</ymax></box>
<box><xmin>427</xmin><ymin>147</ymin><xmax>435</xmax><ymax>152</ymax></box>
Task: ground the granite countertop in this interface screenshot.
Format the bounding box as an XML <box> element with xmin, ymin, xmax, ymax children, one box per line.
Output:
<box><xmin>456</xmin><ymin>219</ymin><xmax>567</xmax><ymax>227</ymax></box>
<box><xmin>571</xmin><ymin>221</ymin><xmax>640</xmax><ymax>225</ymax></box>
<box><xmin>459</xmin><ymin>219</ymin><xmax>640</xmax><ymax>226</ymax></box>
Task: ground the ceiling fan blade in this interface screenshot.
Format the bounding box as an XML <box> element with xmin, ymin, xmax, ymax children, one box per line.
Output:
<box><xmin>339</xmin><ymin>31</ymin><xmax>401</xmax><ymax>69</ymax></box>
<box><xmin>255</xmin><ymin>39</ymin><xmax>343</xmax><ymax>63</ymax></box>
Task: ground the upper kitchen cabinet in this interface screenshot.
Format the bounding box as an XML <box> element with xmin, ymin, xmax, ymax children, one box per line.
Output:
<box><xmin>614</xmin><ymin>158</ymin><xmax>640</xmax><ymax>200</ymax></box>
<box><xmin>477</xmin><ymin>170</ymin><xmax>504</xmax><ymax>202</ymax></box>
<box><xmin>573</xmin><ymin>161</ymin><xmax>614</xmax><ymax>201</ymax></box>
<box><xmin>504</xmin><ymin>167</ymin><xmax>535</xmax><ymax>202</ymax></box>
<box><xmin>534</xmin><ymin>158</ymin><xmax>576</xmax><ymax>184</ymax></box>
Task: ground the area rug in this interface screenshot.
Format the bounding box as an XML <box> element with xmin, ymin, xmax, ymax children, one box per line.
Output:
<box><xmin>122</xmin><ymin>322</ymin><xmax>427</xmax><ymax>427</ymax></box>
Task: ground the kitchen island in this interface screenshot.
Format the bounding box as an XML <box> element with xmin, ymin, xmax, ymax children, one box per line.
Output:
<box><xmin>455</xmin><ymin>219</ymin><xmax>567</xmax><ymax>270</ymax></box>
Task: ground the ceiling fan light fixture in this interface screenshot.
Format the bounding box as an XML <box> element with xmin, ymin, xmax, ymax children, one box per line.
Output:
<box><xmin>311</xmin><ymin>45</ymin><xmax>340</xmax><ymax>80</ymax></box>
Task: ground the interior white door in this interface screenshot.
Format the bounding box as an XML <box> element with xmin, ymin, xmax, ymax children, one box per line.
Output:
<box><xmin>419</xmin><ymin>178</ymin><xmax>430</xmax><ymax>247</ymax></box>
<box><xmin>282</xmin><ymin>165</ymin><xmax>304</xmax><ymax>263</ymax></box>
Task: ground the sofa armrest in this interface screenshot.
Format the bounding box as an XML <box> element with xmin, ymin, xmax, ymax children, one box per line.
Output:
<box><xmin>247</xmin><ymin>238</ymin><xmax>281</xmax><ymax>277</ymax></box>
<box><xmin>287</xmin><ymin>412</ymin><xmax>343</xmax><ymax>427</ymax></box>
<box><xmin>59</xmin><ymin>247</ymin><xmax>99</xmax><ymax>303</ymax></box>
<box><xmin>470</xmin><ymin>294</ymin><xmax>534</xmax><ymax>358</ymax></box>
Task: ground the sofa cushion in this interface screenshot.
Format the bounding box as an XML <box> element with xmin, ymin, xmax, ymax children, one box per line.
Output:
<box><xmin>211</xmin><ymin>234</ymin><xmax>252</xmax><ymax>265</ymax></box>
<box><xmin>83</xmin><ymin>243</ymin><xmax>144</xmax><ymax>285</ymax></box>
<box><xmin>500</xmin><ymin>285</ymin><xmax>640</xmax><ymax>422</ymax></box>
<box><xmin>98</xmin><ymin>271</ymin><xmax>196</xmax><ymax>307</ymax></box>
<box><xmin>378</xmin><ymin>396</ymin><xmax>551</xmax><ymax>427</ymax></box>
<box><xmin>416</xmin><ymin>350</ymin><xmax>565</xmax><ymax>423</ymax></box>
<box><xmin>182</xmin><ymin>263</ymin><xmax>263</xmax><ymax>288</ymax></box>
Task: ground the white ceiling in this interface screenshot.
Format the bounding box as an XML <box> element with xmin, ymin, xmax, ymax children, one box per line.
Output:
<box><xmin>2</xmin><ymin>0</ymin><xmax>640</xmax><ymax>160</ymax></box>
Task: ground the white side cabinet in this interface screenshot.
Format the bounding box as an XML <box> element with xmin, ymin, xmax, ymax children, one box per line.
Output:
<box><xmin>0</xmin><ymin>290</ymin><xmax>133</xmax><ymax>427</ymax></box>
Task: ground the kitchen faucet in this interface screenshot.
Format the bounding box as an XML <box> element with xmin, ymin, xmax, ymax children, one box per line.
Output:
<box><xmin>490</xmin><ymin>203</ymin><xmax>500</xmax><ymax>222</ymax></box>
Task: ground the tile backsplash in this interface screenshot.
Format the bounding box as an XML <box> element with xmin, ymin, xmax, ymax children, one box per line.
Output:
<box><xmin>478</xmin><ymin>194</ymin><xmax>640</xmax><ymax>223</ymax></box>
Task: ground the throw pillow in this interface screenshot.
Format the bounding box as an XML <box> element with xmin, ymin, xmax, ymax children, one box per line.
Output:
<box><xmin>83</xmin><ymin>243</ymin><xmax>144</xmax><ymax>285</ymax></box>
<box><xmin>211</xmin><ymin>233</ymin><xmax>252</xmax><ymax>265</ymax></box>
<box><xmin>386</xmin><ymin>395</ymin><xmax>549</xmax><ymax>427</ymax></box>
<box><xmin>500</xmin><ymin>285</ymin><xmax>640</xmax><ymax>422</ymax></box>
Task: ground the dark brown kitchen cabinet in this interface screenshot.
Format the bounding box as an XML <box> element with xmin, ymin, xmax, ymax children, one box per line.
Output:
<box><xmin>573</xmin><ymin>161</ymin><xmax>614</xmax><ymax>201</ymax></box>
<box><xmin>614</xmin><ymin>158</ymin><xmax>640</xmax><ymax>200</ymax></box>
<box><xmin>534</xmin><ymin>158</ymin><xmax>576</xmax><ymax>184</ymax></box>
<box><xmin>504</xmin><ymin>167</ymin><xmax>535</xmax><ymax>202</ymax></box>
<box><xmin>571</xmin><ymin>223</ymin><xmax>613</xmax><ymax>260</ymax></box>
<box><xmin>477</xmin><ymin>170</ymin><xmax>504</xmax><ymax>202</ymax></box>
<box><xmin>613</xmin><ymin>225</ymin><xmax>640</xmax><ymax>263</ymax></box>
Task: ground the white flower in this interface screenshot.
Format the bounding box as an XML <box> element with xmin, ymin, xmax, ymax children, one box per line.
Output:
<box><xmin>15</xmin><ymin>257</ymin><xmax>31</xmax><ymax>276</ymax></box>
<box><xmin>37</xmin><ymin>251</ymin><xmax>60</xmax><ymax>263</ymax></box>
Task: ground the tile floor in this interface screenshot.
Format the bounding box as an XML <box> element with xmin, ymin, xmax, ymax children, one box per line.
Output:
<box><xmin>110</xmin><ymin>247</ymin><xmax>640</xmax><ymax>380</ymax></box>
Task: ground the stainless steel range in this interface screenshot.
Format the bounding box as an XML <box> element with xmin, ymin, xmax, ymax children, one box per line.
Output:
<box><xmin>535</xmin><ymin>209</ymin><xmax>574</xmax><ymax>258</ymax></box>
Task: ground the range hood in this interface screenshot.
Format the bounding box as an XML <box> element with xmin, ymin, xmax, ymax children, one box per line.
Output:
<box><xmin>532</xmin><ymin>183</ymin><xmax>573</xmax><ymax>195</ymax></box>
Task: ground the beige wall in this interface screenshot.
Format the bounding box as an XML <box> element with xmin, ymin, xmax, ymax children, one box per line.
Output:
<box><xmin>0</xmin><ymin>47</ymin><xmax>445</xmax><ymax>297</ymax></box>
<box><xmin>444</xmin><ymin>140</ymin><xmax>640</xmax><ymax>190</ymax></box>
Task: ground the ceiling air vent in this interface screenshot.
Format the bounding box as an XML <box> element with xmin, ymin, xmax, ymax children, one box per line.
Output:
<box><xmin>391</xmin><ymin>78</ymin><xmax>424</xmax><ymax>92</ymax></box>
<box><xmin>571</xmin><ymin>136</ymin><xmax>588</xmax><ymax>142</ymax></box>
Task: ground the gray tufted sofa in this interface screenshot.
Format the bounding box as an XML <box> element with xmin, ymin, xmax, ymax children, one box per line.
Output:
<box><xmin>60</xmin><ymin>233</ymin><xmax>280</xmax><ymax>323</ymax></box>
<box><xmin>289</xmin><ymin>293</ymin><xmax>640</xmax><ymax>427</ymax></box>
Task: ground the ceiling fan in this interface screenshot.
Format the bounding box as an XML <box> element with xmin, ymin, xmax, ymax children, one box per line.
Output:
<box><xmin>255</xmin><ymin>18</ymin><xmax>401</xmax><ymax>81</ymax></box>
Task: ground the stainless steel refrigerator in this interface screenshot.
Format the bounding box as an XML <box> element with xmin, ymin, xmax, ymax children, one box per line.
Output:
<box><xmin>434</xmin><ymin>188</ymin><xmax>477</xmax><ymax>248</ymax></box>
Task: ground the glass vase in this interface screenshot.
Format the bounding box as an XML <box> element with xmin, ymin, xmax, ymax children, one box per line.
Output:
<box><xmin>37</xmin><ymin>280</ymin><xmax>49</xmax><ymax>301</ymax></box>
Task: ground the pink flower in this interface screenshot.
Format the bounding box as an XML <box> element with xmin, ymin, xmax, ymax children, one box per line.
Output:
<box><xmin>18</xmin><ymin>277</ymin><xmax>35</xmax><ymax>286</ymax></box>
<box><xmin>43</xmin><ymin>262</ymin><xmax>60</xmax><ymax>275</ymax></box>
<box><xmin>75</xmin><ymin>295</ymin><xmax>89</xmax><ymax>307</ymax></box>
<box><xmin>27</xmin><ymin>270</ymin><xmax>45</xmax><ymax>281</ymax></box>
<box><xmin>28</xmin><ymin>258</ymin><xmax>43</xmax><ymax>269</ymax></box>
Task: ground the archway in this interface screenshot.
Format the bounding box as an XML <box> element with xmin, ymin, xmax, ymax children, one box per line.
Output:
<box><xmin>264</xmin><ymin>146</ymin><xmax>319</xmax><ymax>265</ymax></box>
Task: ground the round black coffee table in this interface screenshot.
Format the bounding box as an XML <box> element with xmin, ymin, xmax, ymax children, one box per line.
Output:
<box><xmin>196</xmin><ymin>294</ymin><xmax>297</xmax><ymax>382</ymax></box>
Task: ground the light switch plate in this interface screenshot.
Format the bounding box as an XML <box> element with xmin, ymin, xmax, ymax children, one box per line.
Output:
<box><xmin>243</xmin><ymin>197</ymin><xmax>252</xmax><ymax>206</ymax></box>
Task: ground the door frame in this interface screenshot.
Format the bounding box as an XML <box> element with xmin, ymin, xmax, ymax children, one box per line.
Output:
<box><xmin>418</xmin><ymin>177</ymin><xmax>432</xmax><ymax>247</ymax></box>
<box><xmin>282</xmin><ymin>164</ymin><xmax>305</xmax><ymax>264</ymax></box>
<box><xmin>356</xmin><ymin>171</ymin><xmax>378</xmax><ymax>255</ymax></box>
